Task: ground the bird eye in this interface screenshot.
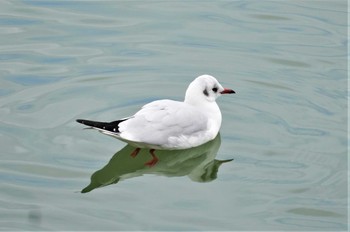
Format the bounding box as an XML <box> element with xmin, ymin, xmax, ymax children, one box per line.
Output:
<box><xmin>212</xmin><ymin>87</ymin><xmax>218</xmax><ymax>92</ymax></box>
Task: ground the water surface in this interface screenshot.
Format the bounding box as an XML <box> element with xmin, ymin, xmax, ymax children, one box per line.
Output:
<box><xmin>0</xmin><ymin>0</ymin><xmax>347</xmax><ymax>231</ymax></box>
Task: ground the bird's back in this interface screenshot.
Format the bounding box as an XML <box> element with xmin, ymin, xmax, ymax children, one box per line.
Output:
<box><xmin>117</xmin><ymin>99</ymin><xmax>213</xmax><ymax>149</ymax></box>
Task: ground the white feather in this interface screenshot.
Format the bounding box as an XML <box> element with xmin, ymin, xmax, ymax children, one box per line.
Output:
<box><xmin>79</xmin><ymin>74</ymin><xmax>234</xmax><ymax>150</ymax></box>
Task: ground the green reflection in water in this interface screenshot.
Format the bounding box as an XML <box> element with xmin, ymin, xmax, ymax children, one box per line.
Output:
<box><xmin>82</xmin><ymin>134</ymin><xmax>233</xmax><ymax>193</ymax></box>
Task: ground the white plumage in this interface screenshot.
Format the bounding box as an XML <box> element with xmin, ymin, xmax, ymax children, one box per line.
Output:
<box><xmin>77</xmin><ymin>74</ymin><xmax>235</xmax><ymax>166</ymax></box>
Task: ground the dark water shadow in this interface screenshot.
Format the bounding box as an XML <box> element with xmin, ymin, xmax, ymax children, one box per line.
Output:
<box><xmin>82</xmin><ymin>134</ymin><xmax>233</xmax><ymax>193</ymax></box>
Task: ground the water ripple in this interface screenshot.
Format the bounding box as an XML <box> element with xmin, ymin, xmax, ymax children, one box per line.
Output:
<box><xmin>0</xmin><ymin>0</ymin><xmax>347</xmax><ymax>230</ymax></box>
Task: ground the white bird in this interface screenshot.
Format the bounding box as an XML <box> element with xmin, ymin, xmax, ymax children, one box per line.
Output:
<box><xmin>77</xmin><ymin>74</ymin><xmax>235</xmax><ymax>166</ymax></box>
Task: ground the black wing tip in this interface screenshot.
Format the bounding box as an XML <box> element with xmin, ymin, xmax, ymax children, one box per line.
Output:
<box><xmin>76</xmin><ymin>119</ymin><xmax>85</xmax><ymax>124</ymax></box>
<box><xmin>76</xmin><ymin>118</ymin><xmax>125</xmax><ymax>133</ymax></box>
<box><xmin>76</xmin><ymin>119</ymin><xmax>95</xmax><ymax>127</ymax></box>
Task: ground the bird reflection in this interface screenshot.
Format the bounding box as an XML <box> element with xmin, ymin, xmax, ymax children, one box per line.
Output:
<box><xmin>82</xmin><ymin>134</ymin><xmax>233</xmax><ymax>193</ymax></box>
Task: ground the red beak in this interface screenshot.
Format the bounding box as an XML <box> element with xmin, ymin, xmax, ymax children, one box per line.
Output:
<box><xmin>220</xmin><ymin>88</ymin><xmax>235</xmax><ymax>94</ymax></box>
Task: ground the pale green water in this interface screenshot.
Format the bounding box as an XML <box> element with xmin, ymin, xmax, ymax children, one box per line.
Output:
<box><xmin>0</xmin><ymin>0</ymin><xmax>348</xmax><ymax>231</ymax></box>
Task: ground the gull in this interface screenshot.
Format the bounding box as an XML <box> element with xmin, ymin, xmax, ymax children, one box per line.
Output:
<box><xmin>76</xmin><ymin>74</ymin><xmax>235</xmax><ymax>167</ymax></box>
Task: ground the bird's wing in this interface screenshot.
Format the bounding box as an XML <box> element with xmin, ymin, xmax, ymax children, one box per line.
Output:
<box><xmin>118</xmin><ymin>100</ymin><xmax>208</xmax><ymax>147</ymax></box>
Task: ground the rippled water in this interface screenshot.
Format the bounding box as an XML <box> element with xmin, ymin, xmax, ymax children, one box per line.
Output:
<box><xmin>0</xmin><ymin>1</ymin><xmax>347</xmax><ymax>231</ymax></box>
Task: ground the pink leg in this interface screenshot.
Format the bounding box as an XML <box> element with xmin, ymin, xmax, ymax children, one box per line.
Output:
<box><xmin>130</xmin><ymin>148</ymin><xmax>141</xmax><ymax>158</ymax></box>
<box><xmin>145</xmin><ymin>149</ymin><xmax>159</xmax><ymax>167</ymax></box>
